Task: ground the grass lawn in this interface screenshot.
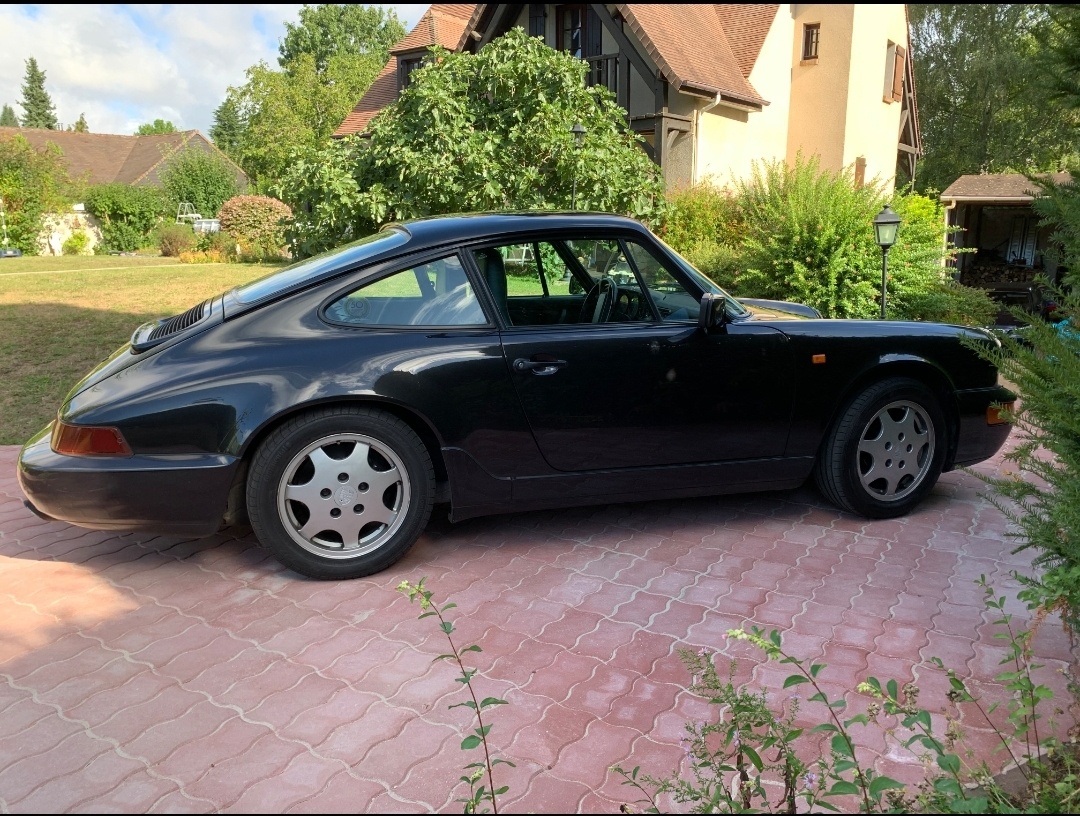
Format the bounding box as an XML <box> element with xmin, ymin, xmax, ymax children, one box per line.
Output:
<box><xmin>0</xmin><ymin>255</ymin><xmax>283</xmax><ymax>445</ymax></box>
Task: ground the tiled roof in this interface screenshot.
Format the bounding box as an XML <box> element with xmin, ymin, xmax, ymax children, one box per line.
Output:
<box><xmin>940</xmin><ymin>172</ymin><xmax>1073</xmax><ymax>201</ymax></box>
<box><xmin>337</xmin><ymin>2</ymin><xmax>780</xmax><ymax>137</ymax></box>
<box><xmin>336</xmin><ymin>3</ymin><xmax>479</xmax><ymax>137</ymax></box>
<box><xmin>0</xmin><ymin>127</ymin><xmax>247</xmax><ymax>187</ymax></box>
<box><xmin>392</xmin><ymin>3</ymin><xmax>476</xmax><ymax>54</ymax></box>
<box><xmin>617</xmin><ymin>4</ymin><xmax>765</xmax><ymax>104</ymax></box>
<box><xmin>711</xmin><ymin>4</ymin><xmax>779</xmax><ymax>79</ymax></box>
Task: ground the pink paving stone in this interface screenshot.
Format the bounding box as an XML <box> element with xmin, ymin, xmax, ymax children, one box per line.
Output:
<box><xmin>247</xmin><ymin>671</ymin><xmax>348</xmax><ymax>731</ymax></box>
<box><xmin>575</xmin><ymin>579</ymin><xmax>639</xmax><ymax>616</ymax></box>
<box><xmin>81</xmin><ymin>773</ymin><xmax>189</xmax><ymax>813</ymax></box>
<box><xmin>0</xmin><ymin>728</ymin><xmax>111</xmax><ymax>803</ymax></box>
<box><xmin>124</xmin><ymin>701</ymin><xmax>237</xmax><ymax>766</ymax></box>
<box><xmin>646</xmin><ymin>599</ymin><xmax>710</xmax><ymax>640</ymax></box>
<box><xmin>226</xmin><ymin>747</ymin><xmax>345</xmax><ymax>813</ymax></box>
<box><xmin>64</xmin><ymin>670</ymin><xmax>181</xmax><ymax>730</ymax></box>
<box><xmin>562</xmin><ymin>663</ymin><xmax>639</xmax><ymax>717</ymax></box>
<box><xmin>276</xmin><ymin>686</ymin><xmax>381</xmax><ymax>747</ymax></box>
<box><xmin>338</xmin><ymin>715</ymin><xmax>449</xmax><ymax>790</ymax></box>
<box><xmin>14</xmin><ymin>748</ymin><xmax>148</xmax><ymax>813</ymax></box>
<box><xmin>155</xmin><ymin>715</ymin><xmax>268</xmax><ymax>780</ymax></box>
<box><xmin>609</xmin><ymin>629</ymin><xmax>677</xmax><ymax>676</ymax></box>
<box><xmin>508</xmin><ymin>701</ymin><xmax>592</xmax><ymax>769</ymax></box>
<box><xmin>0</xmin><ymin>714</ymin><xmax>84</xmax><ymax>772</ymax></box>
<box><xmin>183</xmin><ymin>732</ymin><xmax>308</xmax><ymax>808</ymax></box>
<box><xmin>552</xmin><ymin>719</ymin><xmax>640</xmax><ymax>789</ymax></box>
<box><xmin>215</xmin><ymin>659</ymin><xmax>315</xmax><ymax>712</ymax></box>
<box><xmin>521</xmin><ymin>650</ymin><xmax>602</xmax><ymax>704</ymax></box>
<box><xmin>571</xmin><ymin>618</ymin><xmax>638</xmax><ymax>662</ymax></box>
<box><xmin>155</xmin><ymin>633</ymin><xmax>253</xmax><ymax>684</ymax></box>
<box><xmin>488</xmin><ymin>637</ymin><xmax>564</xmax><ymax>685</ymax></box>
<box><xmin>315</xmin><ymin>700</ymin><xmax>416</xmax><ymax>765</ymax></box>
<box><xmin>387</xmin><ymin>735</ymin><xmax>466</xmax><ymax>810</ymax></box>
<box><xmin>40</xmin><ymin>655</ymin><xmax>148</xmax><ymax>713</ymax></box>
<box><xmin>283</xmin><ymin>769</ymin><xmax>387</xmax><ymax>814</ymax></box>
<box><xmin>0</xmin><ymin>696</ymin><xmax>50</xmax><ymax>737</ymax></box>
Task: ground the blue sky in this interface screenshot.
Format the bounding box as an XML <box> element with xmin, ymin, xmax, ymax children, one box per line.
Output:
<box><xmin>0</xmin><ymin>4</ymin><xmax>429</xmax><ymax>136</ymax></box>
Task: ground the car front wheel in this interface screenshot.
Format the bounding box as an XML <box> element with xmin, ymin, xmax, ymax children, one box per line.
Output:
<box><xmin>247</xmin><ymin>407</ymin><xmax>435</xmax><ymax>579</ymax></box>
<box><xmin>815</xmin><ymin>378</ymin><xmax>946</xmax><ymax>519</ymax></box>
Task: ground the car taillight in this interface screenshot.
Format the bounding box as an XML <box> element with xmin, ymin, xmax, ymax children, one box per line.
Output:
<box><xmin>986</xmin><ymin>402</ymin><xmax>1014</xmax><ymax>426</ymax></box>
<box><xmin>51</xmin><ymin>421</ymin><xmax>133</xmax><ymax>457</ymax></box>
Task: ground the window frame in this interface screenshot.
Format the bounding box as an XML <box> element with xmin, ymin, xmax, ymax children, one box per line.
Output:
<box><xmin>801</xmin><ymin>23</ymin><xmax>820</xmax><ymax>62</ymax></box>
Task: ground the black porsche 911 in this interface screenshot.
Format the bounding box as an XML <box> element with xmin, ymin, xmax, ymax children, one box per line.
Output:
<box><xmin>19</xmin><ymin>213</ymin><xmax>1014</xmax><ymax>579</ymax></box>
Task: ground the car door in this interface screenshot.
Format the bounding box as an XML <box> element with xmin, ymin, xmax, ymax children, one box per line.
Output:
<box><xmin>471</xmin><ymin>233</ymin><xmax>796</xmax><ymax>473</ymax></box>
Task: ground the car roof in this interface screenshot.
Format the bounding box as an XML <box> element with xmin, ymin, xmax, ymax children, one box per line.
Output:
<box><xmin>390</xmin><ymin>211</ymin><xmax>651</xmax><ymax>249</ymax></box>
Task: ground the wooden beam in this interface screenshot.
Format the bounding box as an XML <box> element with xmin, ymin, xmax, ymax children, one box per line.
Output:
<box><xmin>590</xmin><ymin>4</ymin><xmax>656</xmax><ymax>87</ymax></box>
<box><xmin>477</xmin><ymin>4</ymin><xmax>524</xmax><ymax>49</ymax></box>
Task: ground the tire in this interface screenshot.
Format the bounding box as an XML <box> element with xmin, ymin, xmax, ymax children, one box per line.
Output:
<box><xmin>814</xmin><ymin>378</ymin><xmax>946</xmax><ymax>519</ymax></box>
<box><xmin>246</xmin><ymin>406</ymin><xmax>435</xmax><ymax>579</ymax></box>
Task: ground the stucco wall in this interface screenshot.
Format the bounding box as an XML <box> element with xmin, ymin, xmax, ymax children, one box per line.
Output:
<box><xmin>36</xmin><ymin>211</ymin><xmax>104</xmax><ymax>256</ymax></box>
<box><xmin>787</xmin><ymin>4</ymin><xmax>853</xmax><ymax>173</ymax></box>
<box><xmin>695</xmin><ymin>7</ymin><xmax>796</xmax><ymax>186</ymax></box>
<box><xmin>842</xmin><ymin>4</ymin><xmax>908</xmax><ymax>192</ymax></box>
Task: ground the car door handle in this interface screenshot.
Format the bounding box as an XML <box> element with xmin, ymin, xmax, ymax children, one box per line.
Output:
<box><xmin>513</xmin><ymin>358</ymin><xmax>567</xmax><ymax>375</ymax></box>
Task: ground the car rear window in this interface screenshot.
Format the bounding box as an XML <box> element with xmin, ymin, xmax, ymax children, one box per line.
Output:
<box><xmin>230</xmin><ymin>228</ymin><xmax>410</xmax><ymax>305</ymax></box>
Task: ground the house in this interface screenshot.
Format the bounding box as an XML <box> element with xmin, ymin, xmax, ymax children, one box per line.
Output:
<box><xmin>0</xmin><ymin>127</ymin><xmax>248</xmax><ymax>254</ymax></box>
<box><xmin>940</xmin><ymin>173</ymin><xmax>1072</xmax><ymax>287</ymax></box>
<box><xmin>335</xmin><ymin>4</ymin><xmax>921</xmax><ymax>193</ymax></box>
<box><xmin>0</xmin><ymin>127</ymin><xmax>248</xmax><ymax>189</ymax></box>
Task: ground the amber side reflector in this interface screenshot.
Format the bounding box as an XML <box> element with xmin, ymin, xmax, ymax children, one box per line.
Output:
<box><xmin>811</xmin><ymin>354</ymin><xmax>827</xmax><ymax>364</ymax></box>
<box><xmin>51</xmin><ymin>421</ymin><xmax>133</xmax><ymax>457</ymax></box>
<box><xmin>987</xmin><ymin>402</ymin><xmax>1014</xmax><ymax>426</ymax></box>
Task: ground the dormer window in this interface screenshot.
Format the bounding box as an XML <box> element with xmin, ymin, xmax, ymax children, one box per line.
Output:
<box><xmin>399</xmin><ymin>55</ymin><xmax>424</xmax><ymax>90</ymax></box>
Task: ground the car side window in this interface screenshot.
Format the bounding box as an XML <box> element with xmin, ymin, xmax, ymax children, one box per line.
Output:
<box><xmin>325</xmin><ymin>255</ymin><xmax>487</xmax><ymax>327</ymax></box>
<box><xmin>625</xmin><ymin>241</ymin><xmax>700</xmax><ymax>322</ymax></box>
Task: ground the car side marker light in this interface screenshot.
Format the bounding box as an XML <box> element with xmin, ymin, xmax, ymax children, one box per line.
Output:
<box><xmin>986</xmin><ymin>402</ymin><xmax>1014</xmax><ymax>426</ymax></box>
<box><xmin>51</xmin><ymin>421</ymin><xmax>133</xmax><ymax>457</ymax></box>
<box><xmin>812</xmin><ymin>354</ymin><xmax>827</xmax><ymax>364</ymax></box>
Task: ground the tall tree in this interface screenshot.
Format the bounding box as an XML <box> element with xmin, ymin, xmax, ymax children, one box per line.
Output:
<box><xmin>136</xmin><ymin>119</ymin><xmax>178</xmax><ymax>135</ymax></box>
<box><xmin>909</xmin><ymin>4</ymin><xmax>1080</xmax><ymax>192</ymax></box>
<box><xmin>222</xmin><ymin>51</ymin><xmax>383</xmax><ymax>188</ymax></box>
<box><xmin>0</xmin><ymin>105</ymin><xmax>18</xmax><ymax>128</ymax></box>
<box><xmin>279</xmin><ymin>4</ymin><xmax>405</xmax><ymax>74</ymax></box>
<box><xmin>209</xmin><ymin>98</ymin><xmax>243</xmax><ymax>157</ymax></box>
<box><xmin>69</xmin><ymin>113</ymin><xmax>89</xmax><ymax>133</ymax></box>
<box><xmin>18</xmin><ymin>57</ymin><xmax>58</xmax><ymax>130</ymax></box>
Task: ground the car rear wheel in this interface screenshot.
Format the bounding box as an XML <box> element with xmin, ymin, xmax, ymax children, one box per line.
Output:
<box><xmin>815</xmin><ymin>378</ymin><xmax>945</xmax><ymax>519</ymax></box>
<box><xmin>247</xmin><ymin>407</ymin><xmax>434</xmax><ymax>579</ymax></box>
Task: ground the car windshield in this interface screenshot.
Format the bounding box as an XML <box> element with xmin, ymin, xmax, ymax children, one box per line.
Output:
<box><xmin>231</xmin><ymin>228</ymin><xmax>411</xmax><ymax>305</ymax></box>
<box><xmin>650</xmin><ymin>233</ymin><xmax>749</xmax><ymax>317</ymax></box>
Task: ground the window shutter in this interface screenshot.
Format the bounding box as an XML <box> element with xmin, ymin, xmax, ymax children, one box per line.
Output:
<box><xmin>891</xmin><ymin>45</ymin><xmax>906</xmax><ymax>102</ymax></box>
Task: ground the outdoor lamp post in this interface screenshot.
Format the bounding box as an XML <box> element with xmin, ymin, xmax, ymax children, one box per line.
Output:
<box><xmin>570</xmin><ymin>122</ymin><xmax>586</xmax><ymax>210</ymax></box>
<box><xmin>873</xmin><ymin>204</ymin><xmax>901</xmax><ymax>319</ymax></box>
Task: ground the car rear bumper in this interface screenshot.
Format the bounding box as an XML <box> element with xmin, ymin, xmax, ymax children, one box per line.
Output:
<box><xmin>17</xmin><ymin>425</ymin><xmax>239</xmax><ymax>536</ymax></box>
<box><xmin>948</xmin><ymin>385</ymin><xmax>1015</xmax><ymax>469</ymax></box>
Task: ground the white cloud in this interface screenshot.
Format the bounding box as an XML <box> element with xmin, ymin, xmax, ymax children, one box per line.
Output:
<box><xmin>0</xmin><ymin>3</ymin><xmax>429</xmax><ymax>136</ymax></box>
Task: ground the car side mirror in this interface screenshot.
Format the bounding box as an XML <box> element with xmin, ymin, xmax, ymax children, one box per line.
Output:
<box><xmin>698</xmin><ymin>293</ymin><xmax>727</xmax><ymax>332</ymax></box>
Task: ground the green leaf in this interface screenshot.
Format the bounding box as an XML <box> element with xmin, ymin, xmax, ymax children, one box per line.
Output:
<box><xmin>441</xmin><ymin>602</ymin><xmax>458</xmax><ymax>612</ymax></box>
<box><xmin>826</xmin><ymin>780</ymin><xmax>861</xmax><ymax>796</ymax></box>
<box><xmin>811</xmin><ymin>723</ymin><xmax>839</xmax><ymax>734</ymax></box>
<box><xmin>480</xmin><ymin>697</ymin><xmax>508</xmax><ymax>708</ymax></box>
<box><xmin>810</xmin><ymin>663</ymin><xmax>825</xmax><ymax>677</ymax></box>
<box><xmin>783</xmin><ymin>675</ymin><xmax>810</xmax><ymax>688</ymax></box>
<box><xmin>461</xmin><ymin>735</ymin><xmax>482</xmax><ymax>750</ymax></box>
<box><xmin>869</xmin><ymin>776</ymin><xmax>906</xmax><ymax>798</ymax></box>
<box><xmin>440</xmin><ymin>621</ymin><xmax>454</xmax><ymax>634</ymax></box>
<box><xmin>886</xmin><ymin>679</ymin><xmax>899</xmax><ymax>700</ymax></box>
<box><xmin>460</xmin><ymin>644</ymin><xmax>482</xmax><ymax>653</ymax></box>
<box><xmin>831</xmin><ymin>734</ymin><xmax>855</xmax><ymax>759</ymax></box>
<box><xmin>449</xmin><ymin>701</ymin><xmax>477</xmax><ymax>710</ymax></box>
<box><xmin>491</xmin><ymin>758</ymin><xmax>516</xmax><ymax>767</ymax></box>
<box><xmin>937</xmin><ymin>753</ymin><xmax>961</xmax><ymax>775</ymax></box>
<box><xmin>742</xmin><ymin>745</ymin><xmax>763</xmax><ymax>771</ymax></box>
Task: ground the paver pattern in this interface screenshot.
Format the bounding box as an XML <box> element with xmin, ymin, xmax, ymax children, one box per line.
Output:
<box><xmin>0</xmin><ymin>440</ymin><xmax>1074</xmax><ymax>813</ymax></box>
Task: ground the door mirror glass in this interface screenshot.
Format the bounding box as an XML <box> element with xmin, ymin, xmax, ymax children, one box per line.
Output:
<box><xmin>698</xmin><ymin>293</ymin><xmax>727</xmax><ymax>332</ymax></box>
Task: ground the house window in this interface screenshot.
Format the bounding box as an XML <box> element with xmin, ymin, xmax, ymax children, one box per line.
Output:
<box><xmin>529</xmin><ymin>4</ymin><xmax>546</xmax><ymax>39</ymax></box>
<box><xmin>399</xmin><ymin>56</ymin><xmax>423</xmax><ymax>90</ymax></box>
<box><xmin>557</xmin><ymin>5</ymin><xmax>586</xmax><ymax>58</ymax></box>
<box><xmin>802</xmin><ymin>24</ymin><xmax>820</xmax><ymax>61</ymax></box>
<box><xmin>884</xmin><ymin>42</ymin><xmax>906</xmax><ymax>103</ymax></box>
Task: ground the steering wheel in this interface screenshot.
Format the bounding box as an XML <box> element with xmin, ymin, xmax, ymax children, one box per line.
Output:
<box><xmin>577</xmin><ymin>276</ymin><xmax>619</xmax><ymax>324</ymax></box>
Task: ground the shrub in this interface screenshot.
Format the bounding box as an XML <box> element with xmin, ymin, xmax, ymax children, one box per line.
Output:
<box><xmin>893</xmin><ymin>279</ymin><xmax>998</xmax><ymax>325</ymax></box>
<box><xmin>178</xmin><ymin>249</ymin><xmax>228</xmax><ymax>264</ymax></box>
<box><xmin>84</xmin><ymin>183</ymin><xmax>170</xmax><ymax>253</ymax></box>
<box><xmin>155</xmin><ymin>223</ymin><xmax>196</xmax><ymax>257</ymax></box>
<box><xmin>661</xmin><ymin>182</ymin><xmax>743</xmax><ymax>254</ymax></box>
<box><xmin>159</xmin><ymin>148</ymin><xmax>241</xmax><ymax>220</ymax></box>
<box><xmin>196</xmin><ymin>229</ymin><xmax>236</xmax><ymax>257</ymax></box>
<box><xmin>0</xmin><ymin>134</ymin><xmax>73</xmax><ymax>254</ymax></box>
<box><xmin>218</xmin><ymin>195</ymin><xmax>292</xmax><ymax>261</ymax></box>
<box><xmin>682</xmin><ymin>241</ymin><xmax>746</xmax><ymax>293</ymax></box>
<box><xmin>61</xmin><ymin>230</ymin><xmax>90</xmax><ymax>256</ymax></box>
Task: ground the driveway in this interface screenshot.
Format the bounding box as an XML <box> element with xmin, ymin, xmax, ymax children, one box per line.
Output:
<box><xmin>0</xmin><ymin>441</ymin><xmax>1074</xmax><ymax>813</ymax></box>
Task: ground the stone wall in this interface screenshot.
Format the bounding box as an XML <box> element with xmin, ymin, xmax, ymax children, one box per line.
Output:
<box><xmin>36</xmin><ymin>211</ymin><xmax>105</xmax><ymax>256</ymax></box>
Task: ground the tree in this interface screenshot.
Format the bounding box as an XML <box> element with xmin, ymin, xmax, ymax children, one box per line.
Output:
<box><xmin>279</xmin><ymin>4</ymin><xmax>405</xmax><ymax>74</ymax></box>
<box><xmin>221</xmin><ymin>51</ymin><xmax>383</xmax><ymax>188</ymax></box>
<box><xmin>159</xmin><ymin>148</ymin><xmax>241</xmax><ymax>218</ymax></box>
<box><xmin>276</xmin><ymin>28</ymin><xmax>667</xmax><ymax>258</ymax></box>
<box><xmin>136</xmin><ymin>119</ymin><xmax>178</xmax><ymax>135</ymax></box>
<box><xmin>908</xmin><ymin>5</ymin><xmax>1080</xmax><ymax>192</ymax></box>
<box><xmin>69</xmin><ymin>113</ymin><xmax>89</xmax><ymax>133</ymax></box>
<box><xmin>18</xmin><ymin>57</ymin><xmax>58</xmax><ymax>130</ymax></box>
<box><xmin>0</xmin><ymin>134</ymin><xmax>72</xmax><ymax>253</ymax></box>
<box><xmin>209</xmin><ymin>98</ymin><xmax>243</xmax><ymax>157</ymax></box>
<box><xmin>0</xmin><ymin>105</ymin><xmax>18</xmax><ymax>128</ymax></box>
